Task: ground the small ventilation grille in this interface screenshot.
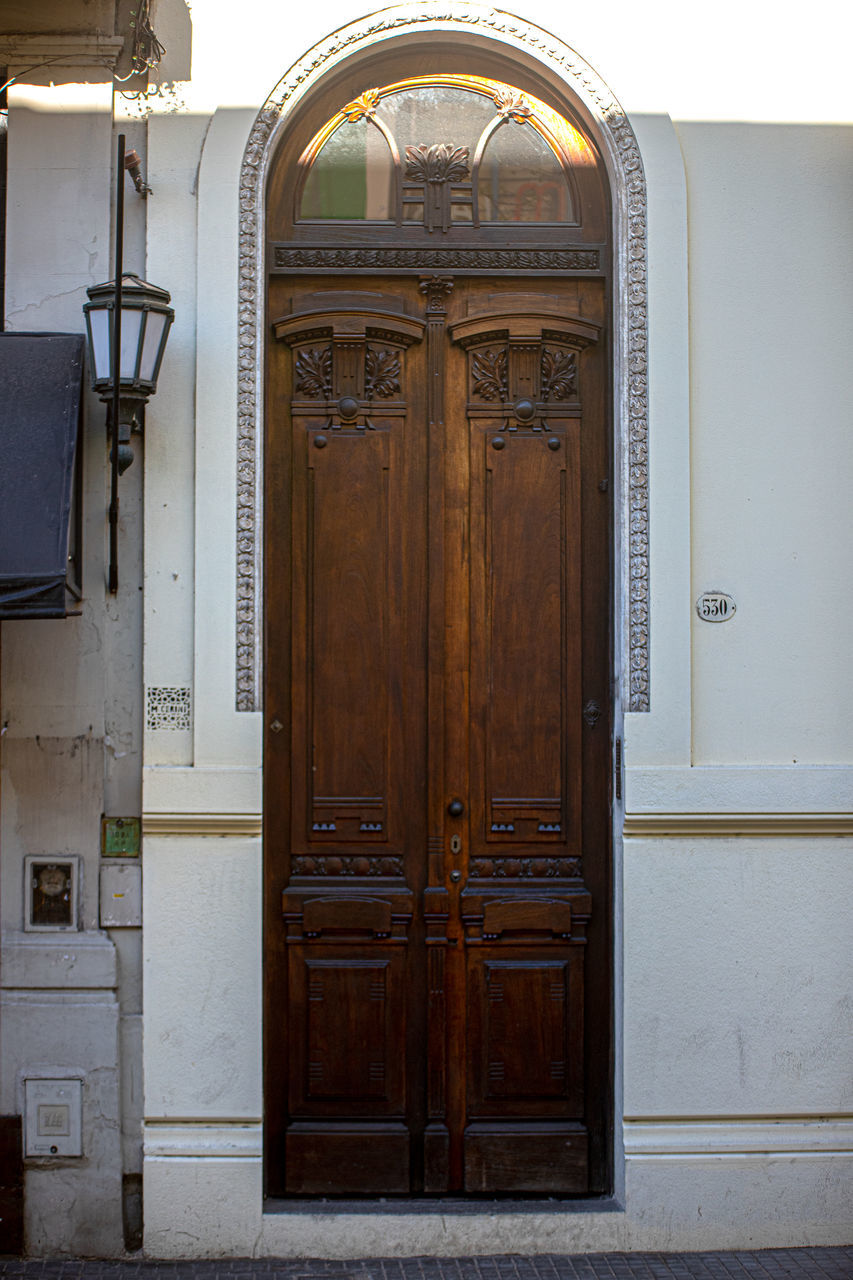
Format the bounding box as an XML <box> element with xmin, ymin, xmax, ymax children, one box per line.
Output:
<box><xmin>145</xmin><ymin>686</ymin><xmax>192</xmax><ymax>731</ymax></box>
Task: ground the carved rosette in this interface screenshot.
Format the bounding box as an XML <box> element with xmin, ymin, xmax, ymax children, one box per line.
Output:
<box><xmin>292</xmin><ymin>855</ymin><xmax>404</xmax><ymax>877</ymax></box>
<box><xmin>469</xmin><ymin>856</ymin><xmax>582</xmax><ymax>880</ymax></box>
<box><xmin>237</xmin><ymin>3</ymin><xmax>650</xmax><ymax>713</ymax></box>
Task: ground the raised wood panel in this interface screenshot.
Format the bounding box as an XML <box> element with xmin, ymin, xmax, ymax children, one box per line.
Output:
<box><xmin>464</xmin><ymin>1122</ymin><xmax>588</xmax><ymax>1192</ymax></box>
<box><xmin>467</xmin><ymin>411</ymin><xmax>582</xmax><ymax>859</ymax></box>
<box><xmin>306</xmin><ymin>960</ymin><xmax>392</xmax><ymax>1100</ymax></box>
<box><xmin>461</xmin><ymin>901</ymin><xmax>589</xmax><ymax>1121</ymax></box>
<box><xmin>482</xmin><ymin>431</ymin><xmax>571</xmax><ymax>844</ymax></box>
<box><xmin>287</xmin><ymin>946</ymin><xmax>407</xmax><ymax>1118</ymax></box>
<box><xmin>285</xmin><ymin>1122</ymin><xmax>410</xmax><ymax>1194</ymax></box>
<box><xmin>302</xmin><ymin>428</ymin><xmax>394</xmax><ymax>845</ymax></box>
<box><xmin>482</xmin><ymin>961</ymin><xmax>569</xmax><ymax>1099</ymax></box>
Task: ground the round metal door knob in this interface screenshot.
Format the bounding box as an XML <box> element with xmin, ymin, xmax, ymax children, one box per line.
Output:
<box><xmin>447</xmin><ymin>798</ymin><xmax>465</xmax><ymax>818</ymax></box>
<box><xmin>337</xmin><ymin>395</ymin><xmax>360</xmax><ymax>420</ymax></box>
<box><xmin>449</xmin><ymin>869</ymin><xmax>462</xmax><ymax>883</ymax></box>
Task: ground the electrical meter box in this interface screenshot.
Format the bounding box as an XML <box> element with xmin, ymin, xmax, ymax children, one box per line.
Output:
<box><xmin>99</xmin><ymin>863</ymin><xmax>142</xmax><ymax>927</ymax></box>
<box><xmin>25</xmin><ymin>1078</ymin><xmax>83</xmax><ymax>1157</ymax></box>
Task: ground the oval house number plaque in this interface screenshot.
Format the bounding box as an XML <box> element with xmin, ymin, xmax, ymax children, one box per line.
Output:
<box><xmin>696</xmin><ymin>592</ymin><xmax>736</xmax><ymax>622</ymax></box>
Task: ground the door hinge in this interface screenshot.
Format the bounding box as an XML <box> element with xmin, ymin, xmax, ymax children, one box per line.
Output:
<box><xmin>614</xmin><ymin>737</ymin><xmax>622</xmax><ymax>802</ymax></box>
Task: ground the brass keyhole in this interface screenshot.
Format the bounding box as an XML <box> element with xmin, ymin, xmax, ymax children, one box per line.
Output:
<box><xmin>450</xmin><ymin>834</ymin><xmax>462</xmax><ymax>855</ymax></box>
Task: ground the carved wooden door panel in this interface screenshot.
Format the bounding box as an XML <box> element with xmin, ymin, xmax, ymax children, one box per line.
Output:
<box><xmin>265</xmin><ymin>275</ymin><xmax>610</xmax><ymax>1197</ymax></box>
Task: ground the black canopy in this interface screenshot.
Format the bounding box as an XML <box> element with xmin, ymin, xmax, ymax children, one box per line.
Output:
<box><xmin>0</xmin><ymin>332</ymin><xmax>84</xmax><ymax>619</ymax></box>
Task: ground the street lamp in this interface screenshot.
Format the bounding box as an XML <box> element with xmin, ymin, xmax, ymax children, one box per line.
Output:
<box><xmin>83</xmin><ymin>272</ymin><xmax>173</xmax><ymax>473</ymax></box>
<box><xmin>83</xmin><ymin>132</ymin><xmax>173</xmax><ymax>593</ymax></box>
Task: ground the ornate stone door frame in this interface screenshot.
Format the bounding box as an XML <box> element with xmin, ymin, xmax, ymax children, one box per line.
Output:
<box><xmin>234</xmin><ymin>1</ymin><xmax>650</xmax><ymax>717</ymax></box>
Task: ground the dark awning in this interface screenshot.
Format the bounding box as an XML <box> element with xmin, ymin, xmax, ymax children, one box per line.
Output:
<box><xmin>0</xmin><ymin>332</ymin><xmax>84</xmax><ymax>619</ymax></box>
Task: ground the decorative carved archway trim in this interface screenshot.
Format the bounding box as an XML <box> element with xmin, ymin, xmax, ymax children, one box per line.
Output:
<box><xmin>235</xmin><ymin>2</ymin><xmax>649</xmax><ymax>713</ymax></box>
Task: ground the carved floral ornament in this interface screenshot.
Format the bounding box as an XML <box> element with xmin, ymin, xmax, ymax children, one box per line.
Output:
<box><xmin>469</xmin><ymin>347</ymin><xmax>577</xmax><ymax>403</ymax></box>
<box><xmin>293</xmin><ymin>345</ymin><xmax>402</xmax><ymax>403</ymax></box>
<box><xmin>236</xmin><ymin>2</ymin><xmax>650</xmax><ymax>712</ymax></box>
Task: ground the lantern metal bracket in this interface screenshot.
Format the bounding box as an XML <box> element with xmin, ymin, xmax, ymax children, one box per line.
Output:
<box><xmin>82</xmin><ymin>134</ymin><xmax>173</xmax><ymax>593</ymax></box>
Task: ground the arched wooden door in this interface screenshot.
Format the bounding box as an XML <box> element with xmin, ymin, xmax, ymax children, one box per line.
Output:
<box><xmin>264</xmin><ymin>66</ymin><xmax>612</xmax><ymax>1198</ymax></box>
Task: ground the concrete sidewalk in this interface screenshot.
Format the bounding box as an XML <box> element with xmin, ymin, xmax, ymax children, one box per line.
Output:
<box><xmin>0</xmin><ymin>1250</ymin><xmax>850</xmax><ymax>1279</ymax></box>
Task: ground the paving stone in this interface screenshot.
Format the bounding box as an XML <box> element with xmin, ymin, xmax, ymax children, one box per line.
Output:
<box><xmin>1</xmin><ymin>1255</ymin><xmax>851</xmax><ymax>1280</ymax></box>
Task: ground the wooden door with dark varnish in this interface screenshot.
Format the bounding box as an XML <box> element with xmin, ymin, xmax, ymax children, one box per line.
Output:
<box><xmin>265</xmin><ymin>272</ymin><xmax>610</xmax><ymax>1197</ymax></box>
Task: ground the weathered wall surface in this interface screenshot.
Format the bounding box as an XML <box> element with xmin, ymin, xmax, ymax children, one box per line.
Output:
<box><xmin>0</xmin><ymin>82</ymin><xmax>144</xmax><ymax>1254</ymax></box>
<box><xmin>1</xmin><ymin>0</ymin><xmax>851</xmax><ymax>1257</ymax></box>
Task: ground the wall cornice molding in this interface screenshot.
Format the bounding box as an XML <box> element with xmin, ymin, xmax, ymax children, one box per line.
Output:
<box><xmin>624</xmin><ymin>1117</ymin><xmax>853</xmax><ymax>1156</ymax></box>
<box><xmin>141</xmin><ymin>810</ymin><xmax>852</xmax><ymax>838</ymax></box>
<box><xmin>623</xmin><ymin>811</ymin><xmax>853</xmax><ymax>837</ymax></box>
<box><xmin>142</xmin><ymin>813</ymin><xmax>262</xmax><ymax>837</ymax></box>
<box><xmin>235</xmin><ymin>1</ymin><xmax>650</xmax><ymax>715</ymax></box>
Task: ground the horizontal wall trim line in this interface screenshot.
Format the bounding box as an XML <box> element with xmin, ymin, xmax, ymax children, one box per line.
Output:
<box><xmin>142</xmin><ymin>813</ymin><xmax>263</xmax><ymax>836</ymax></box>
<box><xmin>143</xmin><ymin>1121</ymin><xmax>263</xmax><ymax>1159</ymax></box>
<box><xmin>143</xmin><ymin>811</ymin><xmax>853</xmax><ymax>837</ymax></box>
<box><xmin>624</xmin><ymin>1119</ymin><xmax>853</xmax><ymax>1155</ymax></box>
<box><xmin>144</xmin><ymin>1118</ymin><xmax>263</xmax><ymax>1125</ymax></box>
<box><xmin>625</xmin><ymin>1151</ymin><xmax>853</xmax><ymax>1162</ymax></box>
<box><xmin>623</xmin><ymin>812</ymin><xmax>853</xmax><ymax>836</ymax></box>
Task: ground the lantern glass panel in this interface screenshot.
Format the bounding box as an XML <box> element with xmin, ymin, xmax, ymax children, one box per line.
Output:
<box><xmin>139</xmin><ymin>311</ymin><xmax>168</xmax><ymax>382</ymax></box>
<box><xmin>120</xmin><ymin>310</ymin><xmax>143</xmax><ymax>381</ymax></box>
<box><xmin>88</xmin><ymin>308</ymin><xmax>112</xmax><ymax>382</ymax></box>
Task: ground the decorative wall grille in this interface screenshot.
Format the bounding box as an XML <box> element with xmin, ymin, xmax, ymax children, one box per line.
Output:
<box><xmin>145</xmin><ymin>687</ymin><xmax>192</xmax><ymax>731</ymax></box>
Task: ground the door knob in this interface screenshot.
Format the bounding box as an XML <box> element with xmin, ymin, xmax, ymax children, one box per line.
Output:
<box><xmin>447</xmin><ymin>798</ymin><xmax>464</xmax><ymax>818</ymax></box>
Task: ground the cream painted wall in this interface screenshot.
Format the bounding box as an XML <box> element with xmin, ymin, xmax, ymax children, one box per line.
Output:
<box><xmin>681</xmin><ymin>122</ymin><xmax>853</xmax><ymax>764</ymax></box>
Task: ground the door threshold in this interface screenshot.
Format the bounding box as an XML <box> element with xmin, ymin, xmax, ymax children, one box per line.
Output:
<box><xmin>263</xmin><ymin>1196</ymin><xmax>621</xmax><ymax>1216</ymax></box>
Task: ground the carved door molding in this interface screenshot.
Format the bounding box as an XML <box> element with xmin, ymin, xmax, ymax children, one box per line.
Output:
<box><xmin>236</xmin><ymin>4</ymin><xmax>650</xmax><ymax>713</ymax></box>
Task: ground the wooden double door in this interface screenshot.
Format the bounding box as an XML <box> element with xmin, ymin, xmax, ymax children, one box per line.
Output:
<box><xmin>265</xmin><ymin>272</ymin><xmax>610</xmax><ymax>1196</ymax></box>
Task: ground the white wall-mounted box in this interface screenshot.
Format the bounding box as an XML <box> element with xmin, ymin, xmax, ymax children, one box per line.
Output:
<box><xmin>24</xmin><ymin>1077</ymin><xmax>83</xmax><ymax>1157</ymax></box>
<box><xmin>99</xmin><ymin>863</ymin><xmax>142</xmax><ymax>927</ymax></box>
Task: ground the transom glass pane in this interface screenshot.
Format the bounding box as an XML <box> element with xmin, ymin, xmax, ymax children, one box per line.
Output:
<box><xmin>383</xmin><ymin>85</ymin><xmax>495</xmax><ymax>159</ymax></box>
<box><xmin>301</xmin><ymin>118</ymin><xmax>394</xmax><ymax>220</ymax></box>
<box><xmin>479</xmin><ymin>120</ymin><xmax>569</xmax><ymax>222</ymax></box>
<box><xmin>297</xmin><ymin>76</ymin><xmax>585</xmax><ymax>228</ymax></box>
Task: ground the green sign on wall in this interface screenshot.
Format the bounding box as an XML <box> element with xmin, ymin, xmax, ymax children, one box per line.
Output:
<box><xmin>101</xmin><ymin>817</ymin><xmax>141</xmax><ymax>858</ymax></box>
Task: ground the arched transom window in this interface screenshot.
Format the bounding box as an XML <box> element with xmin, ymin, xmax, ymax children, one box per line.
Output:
<box><xmin>297</xmin><ymin>76</ymin><xmax>596</xmax><ymax>232</ymax></box>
